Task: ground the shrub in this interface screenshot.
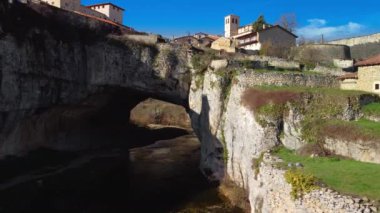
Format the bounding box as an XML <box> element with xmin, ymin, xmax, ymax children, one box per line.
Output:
<box><xmin>284</xmin><ymin>168</ymin><xmax>319</xmax><ymax>199</ymax></box>
<box><xmin>191</xmin><ymin>50</ymin><xmax>218</xmax><ymax>73</ymax></box>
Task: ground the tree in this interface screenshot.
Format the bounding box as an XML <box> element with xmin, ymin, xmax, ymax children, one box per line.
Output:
<box><xmin>297</xmin><ymin>36</ymin><xmax>316</xmax><ymax>46</ymax></box>
<box><xmin>252</xmin><ymin>15</ymin><xmax>267</xmax><ymax>32</ymax></box>
<box><xmin>277</xmin><ymin>13</ymin><xmax>297</xmax><ymax>33</ymax></box>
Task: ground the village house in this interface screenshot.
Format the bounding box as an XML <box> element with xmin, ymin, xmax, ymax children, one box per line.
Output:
<box><xmin>339</xmin><ymin>54</ymin><xmax>380</xmax><ymax>94</ymax></box>
<box><xmin>219</xmin><ymin>14</ymin><xmax>297</xmax><ymax>52</ymax></box>
<box><xmin>173</xmin><ymin>33</ymin><xmax>220</xmax><ymax>48</ymax></box>
<box><xmin>40</xmin><ymin>0</ymin><xmax>124</xmax><ymax>24</ymax></box>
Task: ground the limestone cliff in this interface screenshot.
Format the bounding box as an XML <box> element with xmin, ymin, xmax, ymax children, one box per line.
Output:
<box><xmin>189</xmin><ymin>60</ymin><xmax>378</xmax><ymax>212</ymax></box>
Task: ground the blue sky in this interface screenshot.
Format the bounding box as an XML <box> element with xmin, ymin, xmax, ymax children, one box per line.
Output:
<box><xmin>82</xmin><ymin>0</ymin><xmax>380</xmax><ymax>41</ymax></box>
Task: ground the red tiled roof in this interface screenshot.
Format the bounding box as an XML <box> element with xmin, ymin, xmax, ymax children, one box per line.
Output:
<box><xmin>355</xmin><ymin>54</ymin><xmax>380</xmax><ymax>67</ymax></box>
<box><xmin>86</xmin><ymin>3</ymin><xmax>125</xmax><ymax>11</ymax></box>
<box><xmin>337</xmin><ymin>73</ymin><xmax>358</xmax><ymax>80</ymax></box>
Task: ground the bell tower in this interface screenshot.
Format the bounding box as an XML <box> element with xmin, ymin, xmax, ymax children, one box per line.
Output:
<box><xmin>224</xmin><ymin>15</ymin><xmax>240</xmax><ymax>38</ymax></box>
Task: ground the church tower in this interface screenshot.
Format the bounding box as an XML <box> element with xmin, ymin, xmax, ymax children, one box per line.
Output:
<box><xmin>224</xmin><ymin>15</ymin><xmax>240</xmax><ymax>38</ymax></box>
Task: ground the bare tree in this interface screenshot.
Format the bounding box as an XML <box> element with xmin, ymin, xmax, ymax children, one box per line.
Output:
<box><xmin>297</xmin><ymin>36</ymin><xmax>317</xmax><ymax>46</ymax></box>
<box><xmin>277</xmin><ymin>13</ymin><xmax>297</xmax><ymax>33</ymax></box>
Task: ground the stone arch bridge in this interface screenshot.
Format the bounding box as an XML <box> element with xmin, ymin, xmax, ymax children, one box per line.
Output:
<box><xmin>0</xmin><ymin>0</ymin><xmax>193</xmax><ymax>156</ymax></box>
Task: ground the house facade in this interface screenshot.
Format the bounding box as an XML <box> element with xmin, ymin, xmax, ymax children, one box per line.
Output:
<box><xmin>355</xmin><ymin>54</ymin><xmax>380</xmax><ymax>94</ymax></box>
<box><xmin>339</xmin><ymin>54</ymin><xmax>380</xmax><ymax>94</ymax></box>
<box><xmin>40</xmin><ymin>0</ymin><xmax>124</xmax><ymax>24</ymax></box>
<box><xmin>86</xmin><ymin>3</ymin><xmax>124</xmax><ymax>24</ymax></box>
<box><xmin>223</xmin><ymin>14</ymin><xmax>297</xmax><ymax>51</ymax></box>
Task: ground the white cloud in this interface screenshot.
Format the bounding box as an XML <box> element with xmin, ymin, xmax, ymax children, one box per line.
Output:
<box><xmin>296</xmin><ymin>19</ymin><xmax>364</xmax><ymax>40</ymax></box>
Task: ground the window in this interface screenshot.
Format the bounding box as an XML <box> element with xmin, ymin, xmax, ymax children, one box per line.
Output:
<box><xmin>375</xmin><ymin>84</ymin><xmax>380</xmax><ymax>90</ymax></box>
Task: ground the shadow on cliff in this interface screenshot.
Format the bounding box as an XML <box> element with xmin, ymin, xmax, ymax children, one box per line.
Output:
<box><xmin>0</xmin><ymin>89</ymin><xmax>192</xmax><ymax>212</ymax></box>
<box><xmin>189</xmin><ymin>95</ymin><xmax>226</xmax><ymax>182</ymax></box>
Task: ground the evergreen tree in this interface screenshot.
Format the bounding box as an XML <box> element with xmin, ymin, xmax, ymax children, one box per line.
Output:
<box><xmin>252</xmin><ymin>15</ymin><xmax>267</xmax><ymax>32</ymax></box>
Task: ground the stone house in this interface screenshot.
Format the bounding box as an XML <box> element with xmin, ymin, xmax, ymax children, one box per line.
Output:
<box><xmin>222</xmin><ymin>14</ymin><xmax>297</xmax><ymax>51</ymax></box>
<box><xmin>210</xmin><ymin>37</ymin><xmax>237</xmax><ymax>53</ymax></box>
<box><xmin>173</xmin><ymin>36</ymin><xmax>201</xmax><ymax>46</ymax></box>
<box><xmin>337</xmin><ymin>73</ymin><xmax>358</xmax><ymax>90</ymax></box>
<box><xmin>355</xmin><ymin>54</ymin><xmax>380</xmax><ymax>93</ymax></box>
<box><xmin>339</xmin><ymin>54</ymin><xmax>380</xmax><ymax>93</ymax></box>
<box><xmin>173</xmin><ymin>33</ymin><xmax>220</xmax><ymax>48</ymax></box>
<box><xmin>40</xmin><ymin>0</ymin><xmax>124</xmax><ymax>24</ymax></box>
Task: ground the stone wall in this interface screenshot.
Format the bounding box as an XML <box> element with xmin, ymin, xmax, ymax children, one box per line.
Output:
<box><xmin>312</xmin><ymin>65</ymin><xmax>345</xmax><ymax>76</ymax></box>
<box><xmin>328</xmin><ymin>34</ymin><xmax>380</xmax><ymax>59</ymax></box>
<box><xmin>238</xmin><ymin>72</ymin><xmax>340</xmax><ymax>88</ymax></box>
<box><xmin>293</xmin><ymin>44</ymin><xmax>351</xmax><ymax>65</ymax></box>
<box><xmin>333</xmin><ymin>59</ymin><xmax>354</xmax><ymax>69</ymax></box>
<box><xmin>245</xmin><ymin>55</ymin><xmax>300</xmax><ymax>70</ymax></box>
<box><xmin>328</xmin><ymin>33</ymin><xmax>380</xmax><ymax>47</ymax></box>
<box><xmin>350</xmin><ymin>42</ymin><xmax>380</xmax><ymax>60</ymax></box>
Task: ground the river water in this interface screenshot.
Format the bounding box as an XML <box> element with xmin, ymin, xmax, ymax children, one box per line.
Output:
<box><xmin>0</xmin><ymin>126</ymin><xmax>242</xmax><ymax>213</ymax></box>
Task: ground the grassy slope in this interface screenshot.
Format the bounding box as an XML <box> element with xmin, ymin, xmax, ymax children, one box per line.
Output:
<box><xmin>275</xmin><ymin>147</ymin><xmax>380</xmax><ymax>200</ymax></box>
<box><xmin>363</xmin><ymin>103</ymin><xmax>380</xmax><ymax>117</ymax></box>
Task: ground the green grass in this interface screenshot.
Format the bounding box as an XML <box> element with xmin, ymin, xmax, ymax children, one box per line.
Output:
<box><xmin>363</xmin><ymin>103</ymin><xmax>380</xmax><ymax>117</ymax></box>
<box><xmin>354</xmin><ymin>119</ymin><xmax>380</xmax><ymax>137</ymax></box>
<box><xmin>275</xmin><ymin>147</ymin><xmax>380</xmax><ymax>200</ymax></box>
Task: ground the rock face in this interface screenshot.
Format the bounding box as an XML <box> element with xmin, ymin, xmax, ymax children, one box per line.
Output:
<box><xmin>324</xmin><ymin>138</ymin><xmax>380</xmax><ymax>164</ymax></box>
<box><xmin>0</xmin><ymin>1</ymin><xmax>191</xmax><ymax>156</ymax></box>
<box><xmin>189</xmin><ymin>61</ymin><xmax>378</xmax><ymax>212</ymax></box>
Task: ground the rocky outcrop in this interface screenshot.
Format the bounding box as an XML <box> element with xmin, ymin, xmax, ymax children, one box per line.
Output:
<box><xmin>0</xmin><ymin>1</ymin><xmax>191</xmax><ymax>156</ymax></box>
<box><xmin>324</xmin><ymin>138</ymin><xmax>380</xmax><ymax>164</ymax></box>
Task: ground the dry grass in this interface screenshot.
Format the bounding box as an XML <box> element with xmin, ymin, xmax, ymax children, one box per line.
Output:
<box><xmin>241</xmin><ymin>88</ymin><xmax>300</xmax><ymax>112</ymax></box>
<box><xmin>323</xmin><ymin>120</ymin><xmax>380</xmax><ymax>143</ymax></box>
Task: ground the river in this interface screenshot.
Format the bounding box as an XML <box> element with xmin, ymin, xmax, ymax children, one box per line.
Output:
<box><xmin>0</xmin><ymin>125</ymin><xmax>242</xmax><ymax>213</ymax></box>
